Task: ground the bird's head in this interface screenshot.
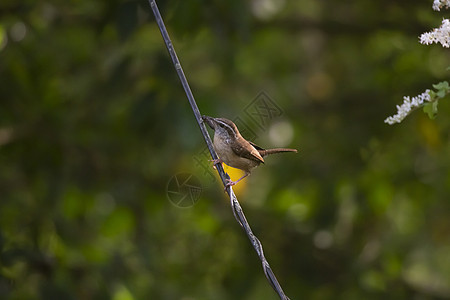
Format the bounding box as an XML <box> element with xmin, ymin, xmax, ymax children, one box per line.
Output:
<box><xmin>202</xmin><ymin>115</ymin><xmax>239</xmax><ymax>139</ymax></box>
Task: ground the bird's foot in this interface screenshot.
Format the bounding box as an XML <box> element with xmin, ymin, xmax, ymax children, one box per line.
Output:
<box><xmin>223</xmin><ymin>172</ymin><xmax>250</xmax><ymax>192</ymax></box>
<box><xmin>225</xmin><ymin>178</ymin><xmax>237</xmax><ymax>186</ymax></box>
<box><xmin>210</xmin><ymin>158</ymin><xmax>223</xmax><ymax>169</ymax></box>
<box><xmin>224</xmin><ymin>179</ymin><xmax>237</xmax><ymax>192</ymax></box>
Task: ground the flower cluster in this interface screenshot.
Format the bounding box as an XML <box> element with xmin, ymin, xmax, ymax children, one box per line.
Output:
<box><xmin>420</xmin><ymin>18</ymin><xmax>450</xmax><ymax>48</ymax></box>
<box><xmin>385</xmin><ymin>1</ymin><xmax>448</xmax><ymax>125</ymax></box>
<box><xmin>433</xmin><ymin>0</ymin><xmax>450</xmax><ymax>11</ymax></box>
<box><xmin>384</xmin><ymin>90</ymin><xmax>431</xmax><ymax>124</ymax></box>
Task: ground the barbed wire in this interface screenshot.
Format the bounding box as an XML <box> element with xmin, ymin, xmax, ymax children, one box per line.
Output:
<box><xmin>149</xmin><ymin>1</ymin><xmax>291</xmax><ymax>299</ymax></box>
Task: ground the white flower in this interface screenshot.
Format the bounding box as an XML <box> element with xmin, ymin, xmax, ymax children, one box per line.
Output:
<box><xmin>419</xmin><ymin>19</ymin><xmax>450</xmax><ymax>48</ymax></box>
<box><xmin>385</xmin><ymin>90</ymin><xmax>431</xmax><ymax>124</ymax></box>
<box><xmin>433</xmin><ymin>0</ymin><xmax>450</xmax><ymax>11</ymax></box>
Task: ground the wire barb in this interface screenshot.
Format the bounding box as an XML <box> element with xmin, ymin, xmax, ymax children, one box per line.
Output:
<box><xmin>149</xmin><ymin>1</ymin><xmax>290</xmax><ymax>299</ymax></box>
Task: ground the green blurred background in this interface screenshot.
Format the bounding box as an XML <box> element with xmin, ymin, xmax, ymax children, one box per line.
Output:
<box><xmin>1</xmin><ymin>0</ymin><xmax>449</xmax><ymax>299</ymax></box>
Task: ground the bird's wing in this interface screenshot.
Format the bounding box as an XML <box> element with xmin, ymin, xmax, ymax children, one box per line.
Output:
<box><xmin>231</xmin><ymin>138</ymin><xmax>265</xmax><ymax>164</ymax></box>
<box><xmin>248</xmin><ymin>141</ymin><xmax>266</xmax><ymax>151</ymax></box>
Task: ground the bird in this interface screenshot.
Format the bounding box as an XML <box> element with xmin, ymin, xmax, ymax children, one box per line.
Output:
<box><xmin>202</xmin><ymin>115</ymin><xmax>297</xmax><ymax>187</ymax></box>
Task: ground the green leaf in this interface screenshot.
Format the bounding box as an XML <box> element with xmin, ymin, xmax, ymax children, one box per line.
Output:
<box><xmin>433</xmin><ymin>81</ymin><xmax>450</xmax><ymax>92</ymax></box>
<box><xmin>428</xmin><ymin>90</ymin><xmax>436</xmax><ymax>99</ymax></box>
<box><xmin>423</xmin><ymin>101</ymin><xmax>439</xmax><ymax>119</ymax></box>
<box><xmin>437</xmin><ymin>90</ymin><xmax>446</xmax><ymax>98</ymax></box>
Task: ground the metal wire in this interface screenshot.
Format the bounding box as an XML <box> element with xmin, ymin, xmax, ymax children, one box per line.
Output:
<box><xmin>149</xmin><ymin>1</ymin><xmax>290</xmax><ymax>299</ymax></box>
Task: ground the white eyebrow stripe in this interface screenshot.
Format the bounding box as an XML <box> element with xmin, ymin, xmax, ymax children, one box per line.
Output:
<box><xmin>216</xmin><ymin>120</ymin><xmax>236</xmax><ymax>137</ymax></box>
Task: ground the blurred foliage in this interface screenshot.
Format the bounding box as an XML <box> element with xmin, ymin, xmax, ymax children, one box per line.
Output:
<box><xmin>1</xmin><ymin>0</ymin><xmax>450</xmax><ymax>299</ymax></box>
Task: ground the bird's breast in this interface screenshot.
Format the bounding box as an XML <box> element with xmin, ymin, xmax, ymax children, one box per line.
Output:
<box><xmin>213</xmin><ymin>135</ymin><xmax>260</xmax><ymax>171</ymax></box>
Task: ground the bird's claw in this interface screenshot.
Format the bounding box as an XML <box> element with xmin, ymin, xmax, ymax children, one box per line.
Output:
<box><xmin>223</xmin><ymin>179</ymin><xmax>236</xmax><ymax>192</ymax></box>
<box><xmin>210</xmin><ymin>158</ymin><xmax>223</xmax><ymax>169</ymax></box>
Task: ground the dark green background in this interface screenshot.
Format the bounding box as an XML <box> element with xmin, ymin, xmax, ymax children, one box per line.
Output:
<box><xmin>1</xmin><ymin>0</ymin><xmax>449</xmax><ymax>299</ymax></box>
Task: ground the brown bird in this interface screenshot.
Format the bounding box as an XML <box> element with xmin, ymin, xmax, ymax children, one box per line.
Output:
<box><xmin>202</xmin><ymin>115</ymin><xmax>297</xmax><ymax>187</ymax></box>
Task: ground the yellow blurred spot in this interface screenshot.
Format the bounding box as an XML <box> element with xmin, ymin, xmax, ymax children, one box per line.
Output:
<box><xmin>418</xmin><ymin>117</ymin><xmax>441</xmax><ymax>149</ymax></box>
<box><xmin>0</xmin><ymin>25</ymin><xmax>7</xmax><ymax>50</ymax></box>
<box><xmin>216</xmin><ymin>164</ymin><xmax>247</xmax><ymax>195</ymax></box>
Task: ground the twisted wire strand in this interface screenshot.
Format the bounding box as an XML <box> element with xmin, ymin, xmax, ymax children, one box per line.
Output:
<box><xmin>149</xmin><ymin>1</ymin><xmax>290</xmax><ymax>299</ymax></box>
<box><xmin>229</xmin><ymin>190</ymin><xmax>290</xmax><ymax>300</ymax></box>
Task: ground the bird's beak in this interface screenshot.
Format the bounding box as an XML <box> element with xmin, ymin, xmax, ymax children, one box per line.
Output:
<box><xmin>202</xmin><ymin>115</ymin><xmax>215</xmax><ymax>130</ymax></box>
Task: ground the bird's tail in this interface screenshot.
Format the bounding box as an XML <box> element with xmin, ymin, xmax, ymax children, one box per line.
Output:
<box><xmin>259</xmin><ymin>148</ymin><xmax>298</xmax><ymax>157</ymax></box>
